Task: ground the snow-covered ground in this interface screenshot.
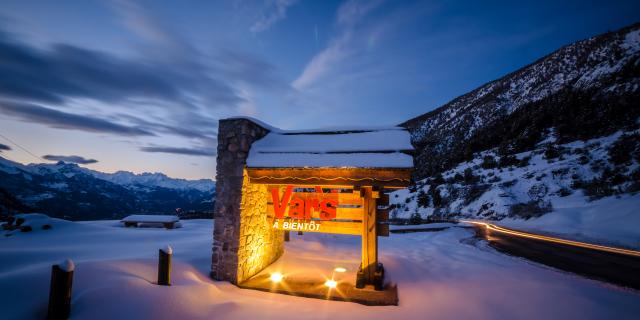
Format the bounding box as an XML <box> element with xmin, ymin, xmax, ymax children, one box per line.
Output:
<box><xmin>1</xmin><ymin>215</ymin><xmax>639</xmax><ymax>319</ymax></box>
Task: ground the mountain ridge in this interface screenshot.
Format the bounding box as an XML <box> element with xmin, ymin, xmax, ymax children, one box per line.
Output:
<box><xmin>402</xmin><ymin>23</ymin><xmax>640</xmax><ymax>180</ymax></box>
<box><xmin>391</xmin><ymin>22</ymin><xmax>640</xmax><ymax>232</ymax></box>
<box><xmin>0</xmin><ymin>156</ymin><xmax>215</xmax><ymax>220</ymax></box>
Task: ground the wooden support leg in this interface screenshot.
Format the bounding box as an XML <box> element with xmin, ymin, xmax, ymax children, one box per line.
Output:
<box><xmin>356</xmin><ymin>186</ymin><xmax>381</xmax><ymax>290</ymax></box>
<box><xmin>48</xmin><ymin>262</ymin><xmax>74</xmax><ymax>320</ymax></box>
<box><xmin>158</xmin><ymin>248</ymin><xmax>172</xmax><ymax>286</ymax></box>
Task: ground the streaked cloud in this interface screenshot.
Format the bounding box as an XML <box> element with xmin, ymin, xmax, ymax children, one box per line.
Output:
<box><xmin>292</xmin><ymin>0</ymin><xmax>384</xmax><ymax>90</ymax></box>
<box><xmin>0</xmin><ymin>101</ymin><xmax>155</xmax><ymax>136</ymax></box>
<box><xmin>250</xmin><ymin>0</ymin><xmax>298</xmax><ymax>33</ymax></box>
<box><xmin>140</xmin><ymin>146</ymin><xmax>216</xmax><ymax>156</ymax></box>
<box><xmin>43</xmin><ymin>154</ymin><xmax>98</xmax><ymax>164</ymax></box>
<box><xmin>0</xmin><ymin>143</ymin><xmax>11</xmax><ymax>151</ymax></box>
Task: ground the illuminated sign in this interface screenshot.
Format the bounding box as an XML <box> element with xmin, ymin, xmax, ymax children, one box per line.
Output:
<box><xmin>268</xmin><ymin>185</ymin><xmax>363</xmax><ymax>235</ymax></box>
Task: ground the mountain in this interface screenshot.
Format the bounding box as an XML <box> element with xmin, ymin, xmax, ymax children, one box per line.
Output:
<box><xmin>403</xmin><ymin>23</ymin><xmax>640</xmax><ymax>180</ymax></box>
<box><xmin>393</xmin><ymin>23</ymin><xmax>640</xmax><ymax>232</ymax></box>
<box><xmin>0</xmin><ymin>157</ymin><xmax>215</xmax><ymax>220</ymax></box>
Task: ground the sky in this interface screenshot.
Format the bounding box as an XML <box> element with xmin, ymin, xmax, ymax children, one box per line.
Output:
<box><xmin>0</xmin><ymin>0</ymin><xmax>638</xmax><ymax>180</ymax></box>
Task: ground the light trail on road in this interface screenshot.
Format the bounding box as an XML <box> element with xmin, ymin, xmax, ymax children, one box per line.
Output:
<box><xmin>462</xmin><ymin>221</ymin><xmax>640</xmax><ymax>258</ymax></box>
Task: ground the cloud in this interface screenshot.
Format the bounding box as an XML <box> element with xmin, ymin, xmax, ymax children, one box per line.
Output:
<box><xmin>43</xmin><ymin>154</ymin><xmax>98</xmax><ymax>164</ymax></box>
<box><xmin>0</xmin><ymin>100</ymin><xmax>155</xmax><ymax>136</ymax></box>
<box><xmin>292</xmin><ymin>0</ymin><xmax>384</xmax><ymax>90</ymax></box>
<box><xmin>251</xmin><ymin>0</ymin><xmax>298</xmax><ymax>33</ymax></box>
<box><xmin>140</xmin><ymin>146</ymin><xmax>216</xmax><ymax>156</ymax></box>
<box><xmin>0</xmin><ymin>30</ymin><xmax>192</xmax><ymax>105</ymax></box>
<box><xmin>0</xmin><ymin>143</ymin><xmax>11</xmax><ymax>151</ymax></box>
<box><xmin>0</xmin><ymin>4</ymin><xmax>285</xmax><ymax>147</ymax></box>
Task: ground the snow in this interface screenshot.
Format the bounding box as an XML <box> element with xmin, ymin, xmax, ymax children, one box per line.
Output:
<box><xmin>92</xmin><ymin>171</ymin><xmax>215</xmax><ymax>192</ymax></box>
<box><xmin>500</xmin><ymin>194</ymin><xmax>640</xmax><ymax>249</ymax></box>
<box><xmin>390</xmin><ymin>130</ymin><xmax>640</xmax><ymax>249</ymax></box>
<box><xmin>162</xmin><ymin>245</ymin><xmax>173</xmax><ymax>255</ymax></box>
<box><xmin>14</xmin><ymin>213</ymin><xmax>55</xmax><ymax>229</ymax></box>
<box><xmin>247</xmin><ymin>128</ymin><xmax>413</xmax><ymax>168</ymax></box>
<box><xmin>250</xmin><ymin>130</ymin><xmax>413</xmax><ymax>153</ymax></box>
<box><xmin>1</xmin><ymin>218</ymin><xmax>638</xmax><ymax>319</ymax></box>
<box><xmin>59</xmin><ymin>259</ymin><xmax>75</xmax><ymax>272</ymax></box>
<box><xmin>121</xmin><ymin>215</ymin><xmax>180</xmax><ymax>223</ymax></box>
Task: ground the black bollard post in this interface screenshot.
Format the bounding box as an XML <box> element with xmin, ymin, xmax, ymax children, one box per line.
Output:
<box><xmin>48</xmin><ymin>259</ymin><xmax>74</xmax><ymax>320</ymax></box>
<box><xmin>158</xmin><ymin>245</ymin><xmax>172</xmax><ymax>286</ymax></box>
<box><xmin>284</xmin><ymin>230</ymin><xmax>290</xmax><ymax>242</ymax></box>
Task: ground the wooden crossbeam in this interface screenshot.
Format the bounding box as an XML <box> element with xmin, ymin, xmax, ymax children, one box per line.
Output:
<box><xmin>270</xmin><ymin>218</ymin><xmax>361</xmax><ymax>235</ymax></box>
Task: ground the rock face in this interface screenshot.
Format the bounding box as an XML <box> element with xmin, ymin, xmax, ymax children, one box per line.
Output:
<box><xmin>211</xmin><ymin>118</ymin><xmax>284</xmax><ymax>284</ymax></box>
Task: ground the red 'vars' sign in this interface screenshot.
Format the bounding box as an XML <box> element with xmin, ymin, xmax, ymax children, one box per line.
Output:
<box><xmin>270</xmin><ymin>186</ymin><xmax>337</xmax><ymax>220</ymax></box>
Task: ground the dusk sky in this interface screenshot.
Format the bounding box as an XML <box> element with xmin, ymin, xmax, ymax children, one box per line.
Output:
<box><xmin>0</xmin><ymin>0</ymin><xmax>638</xmax><ymax>180</ymax></box>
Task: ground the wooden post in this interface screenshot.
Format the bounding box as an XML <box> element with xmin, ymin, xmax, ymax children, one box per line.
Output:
<box><xmin>48</xmin><ymin>259</ymin><xmax>74</xmax><ymax>320</ymax></box>
<box><xmin>357</xmin><ymin>186</ymin><xmax>379</xmax><ymax>289</ymax></box>
<box><xmin>158</xmin><ymin>246</ymin><xmax>172</xmax><ymax>286</ymax></box>
<box><xmin>284</xmin><ymin>230</ymin><xmax>290</xmax><ymax>242</ymax></box>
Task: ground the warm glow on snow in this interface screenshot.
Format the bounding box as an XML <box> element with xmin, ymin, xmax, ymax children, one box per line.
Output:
<box><xmin>270</xmin><ymin>272</ymin><xmax>284</xmax><ymax>283</ymax></box>
<box><xmin>324</xmin><ymin>279</ymin><xmax>337</xmax><ymax>289</ymax></box>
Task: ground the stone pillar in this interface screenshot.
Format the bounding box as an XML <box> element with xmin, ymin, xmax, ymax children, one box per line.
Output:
<box><xmin>211</xmin><ymin>118</ymin><xmax>285</xmax><ymax>284</ymax></box>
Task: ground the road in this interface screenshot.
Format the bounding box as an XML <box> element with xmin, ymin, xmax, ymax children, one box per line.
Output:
<box><xmin>465</xmin><ymin>221</ymin><xmax>640</xmax><ymax>291</ymax></box>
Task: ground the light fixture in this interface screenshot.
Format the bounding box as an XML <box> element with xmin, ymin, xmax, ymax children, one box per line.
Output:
<box><xmin>334</xmin><ymin>267</ymin><xmax>347</xmax><ymax>273</ymax></box>
<box><xmin>324</xmin><ymin>279</ymin><xmax>337</xmax><ymax>289</ymax></box>
<box><xmin>270</xmin><ymin>272</ymin><xmax>284</xmax><ymax>283</ymax></box>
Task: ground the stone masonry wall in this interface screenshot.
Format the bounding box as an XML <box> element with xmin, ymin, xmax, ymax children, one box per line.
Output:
<box><xmin>211</xmin><ymin>118</ymin><xmax>284</xmax><ymax>284</ymax></box>
<box><xmin>236</xmin><ymin>170</ymin><xmax>284</xmax><ymax>283</ymax></box>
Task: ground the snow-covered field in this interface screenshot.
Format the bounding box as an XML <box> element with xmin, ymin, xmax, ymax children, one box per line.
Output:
<box><xmin>1</xmin><ymin>216</ymin><xmax>639</xmax><ymax>319</ymax></box>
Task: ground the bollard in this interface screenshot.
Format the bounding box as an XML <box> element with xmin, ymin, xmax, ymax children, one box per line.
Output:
<box><xmin>158</xmin><ymin>245</ymin><xmax>172</xmax><ymax>286</ymax></box>
<box><xmin>284</xmin><ymin>230</ymin><xmax>290</xmax><ymax>242</ymax></box>
<box><xmin>48</xmin><ymin>259</ymin><xmax>74</xmax><ymax>320</ymax></box>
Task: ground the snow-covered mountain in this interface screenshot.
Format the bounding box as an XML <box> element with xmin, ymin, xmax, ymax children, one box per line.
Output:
<box><xmin>90</xmin><ymin>170</ymin><xmax>214</xmax><ymax>192</ymax></box>
<box><xmin>0</xmin><ymin>157</ymin><xmax>215</xmax><ymax>220</ymax></box>
<box><xmin>394</xmin><ymin>22</ymin><xmax>640</xmax><ymax>242</ymax></box>
<box><xmin>403</xmin><ymin>23</ymin><xmax>640</xmax><ymax>180</ymax></box>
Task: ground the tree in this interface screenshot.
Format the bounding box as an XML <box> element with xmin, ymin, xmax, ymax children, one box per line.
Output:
<box><xmin>409</xmin><ymin>211</ymin><xmax>422</xmax><ymax>225</ymax></box>
<box><xmin>417</xmin><ymin>190</ymin><xmax>430</xmax><ymax>208</ymax></box>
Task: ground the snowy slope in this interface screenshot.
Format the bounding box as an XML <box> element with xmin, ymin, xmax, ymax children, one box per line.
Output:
<box><xmin>390</xmin><ymin>129</ymin><xmax>640</xmax><ymax>248</ymax></box>
<box><xmin>1</xmin><ymin>216</ymin><xmax>638</xmax><ymax>319</ymax></box>
<box><xmin>402</xmin><ymin>23</ymin><xmax>640</xmax><ymax>180</ymax></box>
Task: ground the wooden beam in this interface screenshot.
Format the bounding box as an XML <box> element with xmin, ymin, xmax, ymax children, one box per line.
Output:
<box><xmin>378</xmin><ymin>193</ymin><xmax>390</xmax><ymax>207</ymax></box>
<box><xmin>270</xmin><ymin>218</ymin><xmax>361</xmax><ymax>235</ymax></box>
<box><xmin>377</xmin><ymin>223</ymin><xmax>389</xmax><ymax>237</ymax></box>
<box><xmin>360</xmin><ymin>186</ymin><xmax>378</xmax><ymax>284</ymax></box>
<box><xmin>377</xmin><ymin>209</ymin><xmax>389</xmax><ymax>221</ymax></box>
<box><xmin>247</xmin><ymin>167</ymin><xmax>411</xmax><ymax>188</ymax></box>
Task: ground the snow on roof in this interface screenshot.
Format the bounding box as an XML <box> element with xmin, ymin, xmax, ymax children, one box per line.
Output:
<box><xmin>121</xmin><ymin>215</ymin><xmax>179</xmax><ymax>223</ymax></box>
<box><xmin>247</xmin><ymin>126</ymin><xmax>414</xmax><ymax>169</ymax></box>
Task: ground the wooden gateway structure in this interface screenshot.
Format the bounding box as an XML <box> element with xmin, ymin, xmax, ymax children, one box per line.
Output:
<box><xmin>211</xmin><ymin>118</ymin><xmax>413</xmax><ymax>300</ymax></box>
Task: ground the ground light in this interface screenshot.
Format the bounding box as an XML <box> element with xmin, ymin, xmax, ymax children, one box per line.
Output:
<box><xmin>334</xmin><ymin>267</ymin><xmax>347</xmax><ymax>273</ymax></box>
<box><xmin>270</xmin><ymin>272</ymin><xmax>284</xmax><ymax>283</ymax></box>
<box><xmin>324</xmin><ymin>279</ymin><xmax>337</xmax><ymax>289</ymax></box>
